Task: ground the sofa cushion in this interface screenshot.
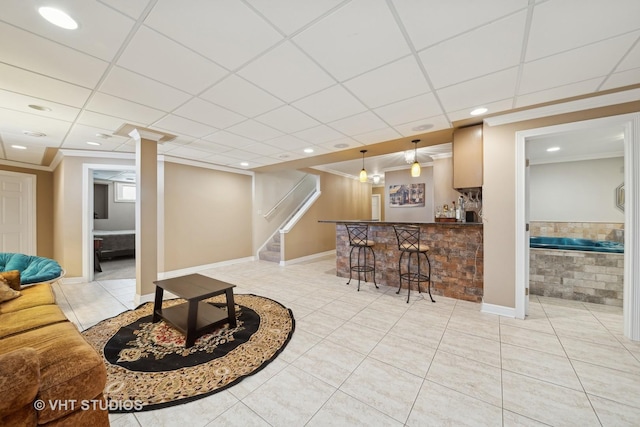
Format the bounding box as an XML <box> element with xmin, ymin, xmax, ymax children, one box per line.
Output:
<box><xmin>0</xmin><ymin>279</ymin><xmax>20</xmax><ymax>303</ymax></box>
<box><xmin>0</xmin><ymin>305</ymin><xmax>69</xmax><ymax>339</ymax></box>
<box><xmin>0</xmin><ymin>283</ymin><xmax>56</xmax><ymax>314</ymax></box>
<box><xmin>0</xmin><ymin>348</ymin><xmax>40</xmax><ymax>427</ymax></box>
<box><xmin>0</xmin><ymin>322</ymin><xmax>107</xmax><ymax>424</ymax></box>
<box><xmin>0</xmin><ymin>270</ymin><xmax>21</xmax><ymax>291</ymax></box>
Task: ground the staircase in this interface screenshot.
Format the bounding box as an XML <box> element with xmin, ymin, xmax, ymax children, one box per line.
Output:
<box><xmin>259</xmin><ymin>233</ymin><xmax>281</xmax><ymax>262</ymax></box>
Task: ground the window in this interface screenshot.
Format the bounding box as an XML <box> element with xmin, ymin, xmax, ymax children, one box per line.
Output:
<box><xmin>115</xmin><ymin>182</ymin><xmax>136</xmax><ymax>202</ymax></box>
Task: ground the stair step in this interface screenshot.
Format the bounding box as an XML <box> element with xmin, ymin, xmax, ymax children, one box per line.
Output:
<box><xmin>267</xmin><ymin>242</ymin><xmax>280</xmax><ymax>251</ymax></box>
<box><xmin>259</xmin><ymin>250</ymin><xmax>280</xmax><ymax>263</ymax></box>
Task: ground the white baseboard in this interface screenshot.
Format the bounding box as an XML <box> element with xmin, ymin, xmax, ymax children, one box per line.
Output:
<box><xmin>481</xmin><ymin>302</ymin><xmax>516</xmax><ymax>318</ymax></box>
<box><xmin>61</xmin><ymin>276</ymin><xmax>87</xmax><ymax>285</ymax></box>
<box><xmin>157</xmin><ymin>256</ymin><xmax>255</xmax><ymax>280</ymax></box>
<box><xmin>279</xmin><ymin>250</ymin><xmax>335</xmax><ymax>266</ymax></box>
<box><xmin>134</xmin><ymin>292</ymin><xmax>155</xmax><ymax>307</ymax></box>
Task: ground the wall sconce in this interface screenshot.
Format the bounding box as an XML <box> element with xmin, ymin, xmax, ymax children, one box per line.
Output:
<box><xmin>359</xmin><ymin>150</ymin><xmax>368</xmax><ymax>182</ymax></box>
<box><xmin>410</xmin><ymin>139</ymin><xmax>421</xmax><ymax>177</ymax></box>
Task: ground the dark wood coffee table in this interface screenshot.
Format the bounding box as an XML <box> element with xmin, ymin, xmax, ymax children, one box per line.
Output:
<box><xmin>152</xmin><ymin>274</ymin><xmax>237</xmax><ymax>348</ymax></box>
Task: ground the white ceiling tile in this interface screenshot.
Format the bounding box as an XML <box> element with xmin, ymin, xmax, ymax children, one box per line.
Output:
<box><xmin>1</xmin><ymin>0</ymin><xmax>136</xmax><ymax>61</ymax></box>
<box><xmin>343</xmin><ymin>56</ymin><xmax>430</xmax><ymax>108</ymax></box>
<box><xmin>293</xmin><ymin>125</ymin><xmax>346</xmax><ymax>144</ymax></box>
<box><xmin>515</xmin><ymin>79</ymin><xmax>601</xmax><ymax>109</ymax></box>
<box><xmin>526</xmin><ymin>0</ymin><xmax>640</xmax><ymax>61</ymax></box>
<box><xmin>315</xmin><ymin>137</ymin><xmax>361</xmax><ymax>152</ymax></box>
<box><xmin>0</xmin><ymin>108</ymin><xmax>72</xmax><ymax>146</ymax></box>
<box><xmin>0</xmin><ymin>64</ymin><xmax>91</xmax><ymax>108</ymax></box>
<box><xmin>173</xmin><ymin>98</ymin><xmax>245</xmax><ymax>129</ymax></box>
<box><xmin>264</xmin><ymin>135</ymin><xmax>309</xmax><ymax>151</ymax></box>
<box><xmin>239</xmin><ymin>143</ymin><xmax>283</xmax><ymax>157</ymax></box>
<box><xmin>61</xmin><ymin>124</ymin><xmax>127</xmax><ymax>150</ymax></box>
<box><xmin>99</xmin><ymin>67</ymin><xmax>192</xmax><ymax>112</ymax></box>
<box><xmin>352</xmin><ymin>127</ymin><xmax>402</xmax><ymax>145</ymax></box>
<box><xmin>102</xmin><ymin>0</ymin><xmax>152</xmax><ymax>19</ymax></box>
<box><xmin>437</xmin><ymin>67</ymin><xmax>519</xmax><ymax>112</ymax></box>
<box><xmin>392</xmin><ymin>0</ymin><xmax>528</xmax><ymax>50</ymax></box>
<box><xmin>206</xmin><ymin>153</ymin><xmax>256</xmax><ymax>167</ymax></box>
<box><xmin>617</xmin><ymin>39</ymin><xmax>640</xmax><ymax>72</ymax></box>
<box><xmin>419</xmin><ymin>12</ymin><xmax>526</xmax><ymax>89</ymax></box>
<box><xmin>267</xmin><ymin>151</ymin><xmax>306</xmax><ymax>163</ymax></box>
<box><xmin>145</xmin><ymin>0</ymin><xmax>283</xmax><ymax>70</ymax></box>
<box><xmin>76</xmin><ymin>111</ymin><xmax>145</xmax><ymax>132</ymax></box>
<box><xmin>0</xmin><ymin>22</ymin><xmax>108</xmax><ymax>88</ymax></box>
<box><xmin>394</xmin><ymin>115</ymin><xmax>451</xmax><ymax>137</ymax></box>
<box><xmin>87</xmin><ymin>92</ymin><xmax>166</xmax><ymax>125</ymax></box>
<box><xmin>152</xmin><ymin>114</ymin><xmax>217</xmax><ymax>138</ymax></box>
<box><xmin>447</xmin><ymin>99</ymin><xmax>515</xmax><ymax>122</ymax></box>
<box><xmin>374</xmin><ymin>93</ymin><xmax>442</xmax><ymax>126</ymax></box>
<box><xmin>601</xmin><ymin>68</ymin><xmax>640</xmax><ymax>91</ymax></box>
<box><xmin>293</xmin><ymin>85</ymin><xmax>367</xmax><ymax>123</ymax></box>
<box><xmin>216</xmin><ymin>148</ymin><xmax>265</xmax><ymax>162</ymax></box>
<box><xmin>201</xmin><ymin>75</ymin><xmax>284</xmax><ymax>118</ymax></box>
<box><xmin>4</xmin><ymin>143</ymin><xmax>46</xmax><ymax>165</ymax></box>
<box><xmin>519</xmin><ymin>33</ymin><xmax>638</xmax><ymax>94</ymax></box>
<box><xmin>185</xmin><ymin>139</ymin><xmax>232</xmax><ymax>154</ymax></box>
<box><xmin>203</xmin><ymin>130</ymin><xmax>256</xmax><ymax>149</ymax></box>
<box><xmin>118</xmin><ymin>26</ymin><xmax>228</xmax><ymax>95</ymax></box>
<box><xmin>329</xmin><ymin>111</ymin><xmax>389</xmax><ymax>136</ymax></box>
<box><xmin>246</xmin><ymin>0</ymin><xmax>345</xmax><ymax>35</ymax></box>
<box><xmin>225</xmin><ymin>120</ymin><xmax>283</xmax><ymax>142</ymax></box>
<box><xmin>238</xmin><ymin>41</ymin><xmax>335</xmax><ymax>102</ymax></box>
<box><xmin>163</xmin><ymin>145</ymin><xmax>212</xmax><ymax>160</ymax></box>
<box><xmin>293</xmin><ymin>0</ymin><xmax>410</xmax><ymax>81</ymax></box>
<box><xmin>0</xmin><ymin>90</ymin><xmax>80</xmax><ymax>122</ymax></box>
<box><xmin>255</xmin><ymin>105</ymin><xmax>320</xmax><ymax>134</ymax></box>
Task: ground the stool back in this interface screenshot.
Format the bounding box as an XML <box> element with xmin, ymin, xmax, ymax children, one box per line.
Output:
<box><xmin>393</xmin><ymin>225</ymin><xmax>423</xmax><ymax>252</ymax></box>
<box><xmin>346</xmin><ymin>223</ymin><xmax>371</xmax><ymax>247</ymax></box>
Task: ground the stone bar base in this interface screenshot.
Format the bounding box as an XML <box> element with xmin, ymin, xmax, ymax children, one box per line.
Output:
<box><xmin>335</xmin><ymin>223</ymin><xmax>483</xmax><ymax>302</ymax></box>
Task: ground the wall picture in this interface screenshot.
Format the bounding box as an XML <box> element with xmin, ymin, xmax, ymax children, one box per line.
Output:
<box><xmin>389</xmin><ymin>184</ymin><xmax>425</xmax><ymax>208</ymax></box>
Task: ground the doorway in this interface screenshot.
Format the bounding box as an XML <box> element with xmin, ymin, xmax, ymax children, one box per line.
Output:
<box><xmin>372</xmin><ymin>194</ymin><xmax>381</xmax><ymax>221</ymax></box>
<box><xmin>0</xmin><ymin>171</ymin><xmax>36</xmax><ymax>254</ymax></box>
<box><xmin>515</xmin><ymin>113</ymin><xmax>640</xmax><ymax>341</ymax></box>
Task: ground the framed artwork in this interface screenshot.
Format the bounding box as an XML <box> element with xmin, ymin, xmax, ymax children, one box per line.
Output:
<box><xmin>388</xmin><ymin>183</ymin><xmax>425</xmax><ymax>208</ymax></box>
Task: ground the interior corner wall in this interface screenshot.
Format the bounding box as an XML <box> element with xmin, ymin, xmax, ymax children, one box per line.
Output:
<box><xmin>483</xmin><ymin>101</ymin><xmax>640</xmax><ymax>309</ymax></box>
<box><xmin>284</xmin><ymin>171</ymin><xmax>371</xmax><ymax>261</ymax></box>
<box><xmin>0</xmin><ymin>164</ymin><xmax>54</xmax><ymax>258</ymax></box>
<box><xmin>384</xmin><ymin>167</ymin><xmax>434</xmax><ymax>223</ymax></box>
<box><xmin>162</xmin><ymin>162</ymin><xmax>252</xmax><ymax>271</ymax></box>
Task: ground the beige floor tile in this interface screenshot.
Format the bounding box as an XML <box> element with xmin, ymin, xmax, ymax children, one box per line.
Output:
<box><xmin>560</xmin><ymin>335</ymin><xmax>640</xmax><ymax>374</ymax></box>
<box><xmin>387</xmin><ymin>316</ymin><xmax>445</xmax><ymax>349</ymax></box>
<box><xmin>407</xmin><ymin>380</ymin><xmax>502</xmax><ymax>427</ymax></box>
<box><xmin>447</xmin><ymin>314</ymin><xmax>500</xmax><ymax>341</ymax></box>
<box><xmin>227</xmin><ymin>358</ymin><xmax>288</xmax><ymax>400</ymax></box>
<box><xmin>499</xmin><ymin>313</ymin><xmax>555</xmax><ymax>335</ymax></box>
<box><xmin>502</xmin><ymin>371</ymin><xmax>600</xmax><ymax>427</ymax></box>
<box><xmin>350</xmin><ymin>306</ymin><xmax>403</xmax><ymax>332</ymax></box>
<box><xmin>589</xmin><ymin>394</ymin><xmax>640</xmax><ymax>427</ymax></box>
<box><xmin>572</xmin><ymin>360</ymin><xmax>640</xmax><ymax>409</ymax></box>
<box><xmin>306</xmin><ymin>390</ymin><xmax>402</xmax><ymax>427</ymax></box>
<box><xmin>368</xmin><ymin>333</ymin><xmax>436</xmax><ymax>378</ymax></box>
<box><xmin>209</xmin><ymin>402</ymin><xmax>271</xmax><ymax>427</ymax></box>
<box><xmin>499</xmin><ymin>324</ymin><xmax>565</xmax><ymax>356</ymax></box>
<box><xmin>109</xmin><ymin>413</ymin><xmax>140</xmax><ymax>427</ymax></box>
<box><xmin>295</xmin><ymin>310</ymin><xmax>346</xmax><ymax>337</ymax></box>
<box><xmin>293</xmin><ymin>339</ymin><xmax>365</xmax><ymax>387</ymax></box>
<box><xmin>325</xmin><ymin>320</ymin><xmax>385</xmax><ymax>355</ymax></box>
<box><xmin>501</xmin><ymin>410</ymin><xmax>549</xmax><ymax>426</ymax></box>
<box><xmin>277</xmin><ymin>328</ymin><xmax>322</xmax><ymax>364</ymax></box>
<box><xmin>242</xmin><ymin>365</ymin><xmax>336</xmax><ymax>426</ymax></box>
<box><xmin>339</xmin><ymin>357</ymin><xmax>423</xmax><ymax>423</ymax></box>
<box><xmin>426</xmin><ymin>351</ymin><xmax>502</xmax><ymax>407</ymax></box>
<box><xmin>501</xmin><ymin>343</ymin><xmax>582</xmax><ymax>391</ymax></box>
<box><xmin>438</xmin><ymin>329</ymin><xmax>502</xmax><ymax>368</ymax></box>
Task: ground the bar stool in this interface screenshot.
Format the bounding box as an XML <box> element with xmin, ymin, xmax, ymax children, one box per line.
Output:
<box><xmin>346</xmin><ymin>223</ymin><xmax>378</xmax><ymax>291</ymax></box>
<box><xmin>393</xmin><ymin>225</ymin><xmax>435</xmax><ymax>304</ymax></box>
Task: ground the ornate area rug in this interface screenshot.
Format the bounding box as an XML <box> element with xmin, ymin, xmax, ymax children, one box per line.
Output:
<box><xmin>82</xmin><ymin>294</ymin><xmax>294</xmax><ymax>413</ymax></box>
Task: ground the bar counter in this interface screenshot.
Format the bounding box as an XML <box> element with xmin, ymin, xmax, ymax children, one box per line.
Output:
<box><xmin>319</xmin><ymin>220</ymin><xmax>484</xmax><ymax>302</ymax></box>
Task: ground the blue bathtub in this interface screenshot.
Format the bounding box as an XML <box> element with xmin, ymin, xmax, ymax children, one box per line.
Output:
<box><xmin>530</xmin><ymin>236</ymin><xmax>624</xmax><ymax>253</ymax></box>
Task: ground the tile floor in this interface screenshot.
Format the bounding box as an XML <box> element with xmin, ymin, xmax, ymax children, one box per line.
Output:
<box><xmin>53</xmin><ymin>256</ymin><xmax>640</xmax><ymax>427</ymax></box>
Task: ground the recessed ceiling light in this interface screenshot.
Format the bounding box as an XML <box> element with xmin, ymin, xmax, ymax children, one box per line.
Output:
<box><xmin>546</xmin><ymin>147</ymin><xmax>560</xmax><ymax>152</ymax></box>
<box><xmin>334</xmin><ymin>143</ymin><xmax>349</xmax><ymax>149</ymax></box>
<box><xmin>411</xmin><ymin>124</ymin><xmax>434</xmax><ymax>132</ymax></box>
<box><xmin>38</xmin><ymin>7</ymin><xmax>78</xmax><ymax>30</ymax></box>
<box><xmin>87</xmin><ymin>141</ymin><xmax>101</xmax><ymax>146</ymax></box>
<box><xmin>240</xmin><ymin>162</ymin><xmax>249</xmax><ymax>167</ymax></box>
<box><xmin>28</xmin><ymin>104</ymin><xmax>52</xmax><ymax>112</ymax></box>
<box><xmin>470</xmin><ymin>107</ymin><xmax>488</xmax><ymax>116</ymax></box>
<box><xmin>11</xmin><ymin>145</ymin><xmax>27</xmax><ymax>150</ymax></box>
<box><xmin>23</xmin><ymin>130</ymin><xmax>46</xmax><ymax>137</ymax></box>
<box><xmin>304</xmin><ymin>148</ymin><xmax>314</xmax><ymax>154</ymax></box>
<box><xmin>278</xmin><ymin>154</ymin><xmax>290</xmax><ymax>159</ymax></box>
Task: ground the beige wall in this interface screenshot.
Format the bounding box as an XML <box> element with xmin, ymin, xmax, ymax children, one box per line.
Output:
<box><xmin>433</xmin><ymin>156</ymin><xmax>462</xmax><ymax>209</ymax></box>
<box><xmin>162</xmin><ymin>162</ymin><xmax>253</xmax><ymax>271</ymax></box>
<box><xmin>0</xmin><ymin>165</ymin><xmax>54</xmax><ymax>258</ymax></box>
<box><xmin>284</xmin><ymin>171</ymin><xmax>371</xmax><ymax>261</ymax></box>
<box><xmin>483</xmin><ymin>101</ymin><xmax>640</xmax><ymax>308</ymax></box>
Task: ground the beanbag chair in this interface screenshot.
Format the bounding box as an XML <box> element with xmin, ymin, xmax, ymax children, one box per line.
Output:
<box><xmin>0</xmin><ymin>253</ymin><xmax>63</xmax><ymax>285</ymax></box>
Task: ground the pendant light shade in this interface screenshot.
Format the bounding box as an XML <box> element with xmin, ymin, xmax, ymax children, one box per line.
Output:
<box><xmin>359</xmin><ymin>150</ymin><xmax>368</xmax><ymax>182</ymax></box>
<box><xmin>410</xmin><ymin>139</ymin><xmax>421</xmax><ymax>177</ymax></box>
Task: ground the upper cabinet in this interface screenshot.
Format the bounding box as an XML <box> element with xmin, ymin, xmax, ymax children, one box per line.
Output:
<box><xmin>453</xmin><ymin>124</ymin><xmax>483</xmax><ymax>189</ymax></box>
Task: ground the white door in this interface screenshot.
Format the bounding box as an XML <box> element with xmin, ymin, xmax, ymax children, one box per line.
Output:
<box><xmin>524</xmin><ymin>158</ymin><xmax>531</xmax><ymax>315</ymax></box>
<box><xmin>0</xmin><ymin>171</ymin><xmax>35</xmax><ymax>254</ymax></box>
<box><xmin>371</xmin><ymin>194</ymin><xmax>381</xmax><ymax>220</ymax></box>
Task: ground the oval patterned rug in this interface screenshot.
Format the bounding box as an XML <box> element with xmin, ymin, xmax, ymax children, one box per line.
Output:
<box><xmin>82</xmin><ymin>294</ymin><xmax>295</xmax><ymax>413</ymax></box>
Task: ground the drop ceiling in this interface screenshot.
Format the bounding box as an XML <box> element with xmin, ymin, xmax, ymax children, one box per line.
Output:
<box><xmin>0</xmin><ymin>0</ymin><xmax>639</xmax><ymax>173</ymax></box>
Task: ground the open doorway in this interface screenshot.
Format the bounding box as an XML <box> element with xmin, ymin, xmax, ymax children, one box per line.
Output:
<box><xmin>515</xmin><ymin>113</ymin><xmax>640</xmax><ymax>341</ymax></box>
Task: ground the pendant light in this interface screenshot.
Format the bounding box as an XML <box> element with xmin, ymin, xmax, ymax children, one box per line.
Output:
<box><xmin>359</xmin><ymin>149</ymin><xmax>368</xmax><ymax>182</ymax></box>
<box><xmin>410</xmin><ymin>139</ymin><xmax>421</xmax><ymax>177</ymax></box>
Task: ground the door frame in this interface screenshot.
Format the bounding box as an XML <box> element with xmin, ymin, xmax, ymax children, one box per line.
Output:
<box><xmin>371</xmin><ymin>194</ymin><xmax>381</xmax><ymax>220</ymax></box>
<box><xmin>0</xmin><ymin>170</ymin><xmax>36</xmax><ymax>254</ymax></box>
<box><xmin>515</xmin><ymin>113</ymin><xmax>640</xmax><ymax>340</ymax></box>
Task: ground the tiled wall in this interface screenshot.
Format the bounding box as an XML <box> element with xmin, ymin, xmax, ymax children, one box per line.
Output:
<box><xmin>530</xmin><ymin>221</ymin><xmax>624</xmax><ymax>242</ymax></box>
<box><xmin>530</xmin><ymin>249</ymin><xmax>623</xmax><ymax>306</ymax></box>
